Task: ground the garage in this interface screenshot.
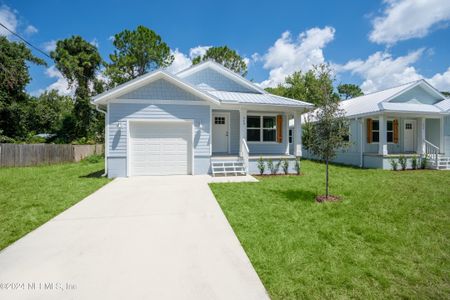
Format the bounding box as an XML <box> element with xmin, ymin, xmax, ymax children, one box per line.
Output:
<box><xmin>128</xmin><ymin>121</ymin><xmax>192</xmax><ymax>176</ymax></box>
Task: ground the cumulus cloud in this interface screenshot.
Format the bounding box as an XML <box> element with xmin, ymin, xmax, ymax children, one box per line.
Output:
<box><xmin>259</xmin><ymin>27</ymin><xmax>335</xmax><ymax>88</ymax></box>
<box><xmin>0</xmin><ymin>5</ymin><xmax>18</xmax><ymax>37</ymax></box>
<box><xmin>90</xmin><ymin>38</ymin><xmax>99</xmax><ymax>48</ymax></box>
<box><xmin>189</xmin><ymin>45</ymin><xmax>211</xmax><ymax>59</ymax></box>
<box><xmin>24</xmin><ymin>25</ymin><xmax>37</xmax><ymax>35</ymax></box>
<box><xmin>165</xmin><ymin>49</ymin><xmax>192</xmax><ymax>73</ymax></box>
<box><xmin>43</xmin><ymin>65</ymin><xmax>74</xmax><ymax>96</ymax></box>
<box><xmin>42</xmin><ymin>40</ymin><xmax>57</xmax><ymax>52</ymax></box>
<box><xmin>370</xmin><ymin>0</ymin><xmax>450</xmax><ymax>44</ymax></box>
<box><xmin>428</xmin><ymin>68</ymin><xmax>450</xmax><ymax>92</ymax></box>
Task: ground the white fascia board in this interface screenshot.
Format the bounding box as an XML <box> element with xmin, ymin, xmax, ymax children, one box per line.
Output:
<box><xmin>92</xmin><ymin>70</ymin><xmax>220</xmax><ymax>105</ymax></box>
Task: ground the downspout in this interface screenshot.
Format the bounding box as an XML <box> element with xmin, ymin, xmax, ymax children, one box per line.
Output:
<box><xmin>359</xmin><ymin>118</ymin><xmax>363</xmax><ymax>168</ymax></box>
<box><xmin>95</xmin><ymin>104</ymin><xmax>108</xmax><ymax>177</ymax></box>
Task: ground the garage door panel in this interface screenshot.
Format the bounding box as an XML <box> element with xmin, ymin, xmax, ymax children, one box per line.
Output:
<box><xmin>129</xmin><ymin>122</ymin><xmax>192</xmax><ymax>176</ymax></box>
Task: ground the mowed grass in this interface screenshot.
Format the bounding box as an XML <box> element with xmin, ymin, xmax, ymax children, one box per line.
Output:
<box><xmin>0</xmin><ymin>160</ymin><xmax>111</xmax><ymax>250</ymax></box>
<box><xmin>210</xmin><ymin>160</ymin><xmax>450</xmax><ymax>299</ymax></box>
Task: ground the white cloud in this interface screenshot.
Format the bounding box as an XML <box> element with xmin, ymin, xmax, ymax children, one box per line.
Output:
<box><xmin>42</xmin><ymin>40</ymin><xmax>57</xmax><ymax>52</ymax></box>
<box><xmin>90</xmin><ymin>38</ymin><xmax>99</xmax><ymax>48</ymax></box>
<box><xmin>189</xmin><ymin>45</ymin><xmax>211</xmax><ymax>59</ymax></box>
<box><xmin>24</xmin><ymin>25</ymin><xmax>37</xmax><ymax>35</ymax></box>
<box><xmin>370</xmin><ymin>0</ymin><xmax>450</xmax><ymax>44</ymax></box>
<box><xmin>43</xmin><ymin>65</ymin><xmax>75</xmax><ymax>96</ymax></box>
<box><xmin>259</xmin><ymin>27</ymin><xmax>335</xmax><ymax>88</ymax></box>
<box><xmin>428</xmin><ymin>68</ymin><xmax>450</xmax><ymax>92</ymax></box>
<box><xmin>165</xmin><ymin>49</ymin><xmax>192</xmax><ymax>73</ymax></box>
<box><xmin>338</xmin><ymin>49</ymin><xmax>424</xmax><ymax>93</ymax></box>
<box><xmin>0</xmin><ymin>5</ymin><xmax>18</xmax><ymax>37</ymax></box>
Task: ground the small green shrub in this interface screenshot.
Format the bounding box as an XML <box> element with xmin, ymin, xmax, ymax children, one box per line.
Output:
<box><xmin>398</xmin><ymin>155</ymin><xmax>407</xmax><ymax>171</ymax></box>
<box><xmin>281</xmin><ymin>159</ymin><xmax>289</xmax><ymax>175</ymax></box>
<box><xmin>295</xmin><ymin>157</ymin><xmax>301</xmax><ymax>175</ymax></box>
<box><xmin>267</xmin><ymin>160</ymin><xmax>281</xmax><ymax>175</ymax></box>
<box><xmin>421</xmin><ymin>156</ymin><xmax>428</xmax><ymax>169</ymax></box>
<box><xmin>411</xmin><ymin>156</ymin><xmax>418</xmax><ymax>170</ymax></box>
<box><xmin>390</xmin><ymin>159</ymin><xmax>398</xmax><ymax>171</ymax></box>
<box><xmin>82</xmin><ymin>154</ymin><xmax>103</xmax><ymax>164</ymax></box>
<box><xmin>257</xmin><ymin>157</ymin><xmax>265</xmax><ymax>175</ymax></box>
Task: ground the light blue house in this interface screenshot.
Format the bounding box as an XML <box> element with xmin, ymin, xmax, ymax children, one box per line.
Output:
<box><xmin>298</xmin><ymin>80</ymin><xmax>450</xmax><ymax>170</ymax></box>
<box><xmin>92</xmin><ymin>61</ymin><xmax>313</xmax><ymax>177</ymax></box>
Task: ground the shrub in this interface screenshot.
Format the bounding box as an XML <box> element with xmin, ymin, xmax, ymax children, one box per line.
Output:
<box><xmin>281</xmin><ymin>159</ymin><xmax>289</xmax><ymax>175</ymax></box>
<box><xmin>295</xmin><ymin>157</ymin><xmax>301</xmax><ymax>175</ymax></box>
<box><xmin>267</xmin><ymin>159</ymin><xmax>281</xmax><ymax>175</ymax></box>
<box><xmin>257</xmin><ymin>157</ymin><xmax>265</xmax><ymax>175</ymax></box>
<box><xmin>421</xmin><ymin>156</ymin><xmax>428</xmax><ymax>169</ymax></box>
<box><xmin>82</xmin><ymin>154</ymin><xmax>103</xmax><ymax>164</ymax></box>
<box><xmin>398</xmin><ymin>155</ymin><xmax>407</xmax><ymax>171</ymax></box>
<box><xmin>390</xmin><ymin>159</ymin><xmax>398</xmax><ymax>171</ymax></box>
<box><xmin>411</xmin><ymin>156</ymin><xmax>418</xmax><ymax>170</ymax></box>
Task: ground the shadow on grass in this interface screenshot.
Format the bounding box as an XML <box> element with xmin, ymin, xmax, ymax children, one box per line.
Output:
<box><xmin>79</xmin><ymin>170</ymin><xmax>105</xmax><ymax>178</ymax></box>
<box><xmin>278</xmin><ymin>189</ymin><xmax>317</xmax><ymax>202</ymax></box>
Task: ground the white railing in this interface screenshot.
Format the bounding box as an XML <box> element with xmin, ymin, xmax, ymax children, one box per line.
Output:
<box><xmin>241</xmin><ymin>138</ymin><xmax>250</xmax><ymax>173</ymax></box>
<box><xmin>424</xmin><ymin>139</ymin><xmax>439</xmax><ymax>167</ymax></box>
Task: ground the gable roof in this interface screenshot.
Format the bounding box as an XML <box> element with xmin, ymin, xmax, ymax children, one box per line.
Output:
<box><xmin>176</xmin><ymin>60</ymin><xmax>267</xmax><ymax>94</ymax></box>
<box><xmin>340</xmin><ymin>80</ymin><xmax>448</xmax><ymax>117</ymax></box>
<box><xmin>92</xmin><ymin>69</ymin><xmax>220</xmax><ymax>105</ymax></box>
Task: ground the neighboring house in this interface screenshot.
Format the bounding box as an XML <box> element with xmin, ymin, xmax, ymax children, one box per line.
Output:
<box><xmin>92</xmin><ymin>61</ymin><xmax>313</xmax><ymax>177</ymax></box>
<box><xmin>296</xmin><ymin>80</ymin><xmax>450</xmax><ymax>170</ymax></box>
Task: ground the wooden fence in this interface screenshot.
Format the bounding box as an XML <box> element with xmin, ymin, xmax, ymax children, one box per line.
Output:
<box><xmin>0</xmin><ymin>144</ymin><xmax>104</xmax><ymax>168</ymax></box>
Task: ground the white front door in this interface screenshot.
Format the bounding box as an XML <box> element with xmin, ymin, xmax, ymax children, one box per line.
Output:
<box><xmin>404</xmin><ymin>120</ymin><xmax>416</xmax><ymax>152</ymax></box>
<box><xmin>212</xmin><ymin>113</ymin><xmax>229</xmax><ymax>153</ymax></box>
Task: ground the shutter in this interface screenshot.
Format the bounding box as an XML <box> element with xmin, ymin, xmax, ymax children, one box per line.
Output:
<box><xmin>367</xmin><ymin>118</ymin><xmax>372</xmax><ymax>144</ymax></box>
<box><xmin>393</xmin><ymin>119</ymin><xmax>399</xmax><ymax>144</ymax></box>
<box><xmin>277</xmin><ymin>115</ymin><xmax>283</xmax><ymax>143</ymax></box>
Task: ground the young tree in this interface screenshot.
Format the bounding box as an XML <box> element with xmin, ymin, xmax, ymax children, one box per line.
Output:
<box><xmin>337</xmin><ymin>83</ymin><xmax>363</xmax><ymax>100</ymax></box>
<box><xmin>51</xmin><ymin>36</ymin><xmax>103</xmax><ymax>140</ymax></box>
<box><xmin>0</xmin><ymin>36</ymin><xmax>46</xmax><ymax>139</ymax></box>
<box><xmin>105</xmin><ymin>25</ymin><xmax>173</xmax><ymax>85</ymax></box>
<box><xmin>192</xmin><ymin>46</ymin><xmax>248</xmax><ymax>76</ymax></box>
<box><xmin>303</xmin><ymin>65</ymin><xmax>350</xmax><ymax>200</ymax></box>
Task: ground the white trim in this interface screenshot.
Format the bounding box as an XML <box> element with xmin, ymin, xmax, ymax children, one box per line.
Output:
<box><xmin>403</xmin><ymin>119</ymin><xmax>416</xmax><ymax>152</ymax></box>
<box><xmin>211</xmin><ymin>112</ymin><xmax>231</xmax><ymax>154</ymax></box>
<box><xmin>92</xmin><ymin>70</ymin><xmax>220</xmax><ymax>105</ymax></box>
<box><xmin>246</xmin><ymin>114</ymin><xmax>279</xmax><ymax>143</ymax></box>
<box><xmin>440</xmin><ymin>116</ymin><xmax>445</xmax><ymax>153</ymax></box>
<box><xmin>126</xmin><ymin>119</ymin><xmax>195</xmax><ymax>176</ymax></box>
<box><xmin>110</xmin><ymin>99</ymin><xmax>211</xmax><ymax>105</ymax></box>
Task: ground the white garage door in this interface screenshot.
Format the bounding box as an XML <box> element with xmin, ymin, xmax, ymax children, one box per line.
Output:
<box><xmin>129</xmin><ymin>121</ymin><xmax>192</xmax><ymax>176</ymax></box>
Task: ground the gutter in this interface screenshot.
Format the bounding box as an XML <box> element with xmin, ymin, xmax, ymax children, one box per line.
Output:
<box><xmin>95</xmin><ymin>104</ymin><xmax>108</xmax><ymax>177</ymax></box>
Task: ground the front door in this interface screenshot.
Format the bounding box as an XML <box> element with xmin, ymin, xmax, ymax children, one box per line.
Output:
<box><xmin>212</xmin><ymin>113</ymin><xmax>229</xmax><ymax>153</ymax></box>
<box><xmin>404</xmin><ymin>119</ymin><xmax>416</xmax><ymax>152</ymax></box>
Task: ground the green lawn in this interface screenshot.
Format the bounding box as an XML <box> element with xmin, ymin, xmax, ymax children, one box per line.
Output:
<box><xmin>210</xmin><ymin>160</ymin><xmax>450</xmax><ymax>299</ymax></box>
<box><xmin>0</xmin><ymin>160</ymin><xmax>110</xmax><ymax>250</ymax></box>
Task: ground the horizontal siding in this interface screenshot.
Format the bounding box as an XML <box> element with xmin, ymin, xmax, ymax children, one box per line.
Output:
<box><xmin>121</xmin><ymin>79</ymin><xmax>204</xmax><ymax>101</ymax></box>
<box><xmin>108</xmin><ymin>103</ymin><xmax>210</xmax><ymax>157</ymax></box>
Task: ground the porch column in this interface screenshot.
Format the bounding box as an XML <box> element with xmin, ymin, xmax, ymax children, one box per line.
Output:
<box><xmin>378</xmin><ymin>114</ymin><xmax>388</xmax><ymax>155</ymax></box>
<box><xmin>239</xmin><ymin>109</ymin><xmax>247</xmax><ymax>156</ymax></box>
<box><xmin>293</xmin><ymin>111</ymin><xmax>302</xmax><ymax>157</ymax></box>
<box><xmin>417</xmin><ymin>117</ymin><xmax>426</xmax><ymax>154</ymax></box>
<box><xmin>440</xmin><ymin>116</ymin><xmax>445</xmax><ymax>153</ymax></box>
<box><xmin>284</xmin><ymin>112</ymin><xmax>290</xmax><ymax>155</ymax></box>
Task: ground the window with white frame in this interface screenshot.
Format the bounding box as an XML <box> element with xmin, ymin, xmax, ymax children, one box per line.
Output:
<box><xmin>370</xmin><ymin>119</ymin><xmax>394</xmax><ymax>143</ymax></box>
<box><xmin>372</xmin><ymin>120</ymin><xmax>380</xmax><ymax>142</ymax></box>
<box><xmin>247</xmin><ymin>115</ymin><xmax>277</xmax><ymax>142</ymax></box>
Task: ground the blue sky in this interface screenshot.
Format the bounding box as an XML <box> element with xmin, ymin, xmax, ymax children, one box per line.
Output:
<box><xmin>1</xmin><ymin>0</ymin><xmax>450</xmax><ymax>95</ymax></box>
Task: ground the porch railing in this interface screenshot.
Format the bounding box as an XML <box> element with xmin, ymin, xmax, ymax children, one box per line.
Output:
<box><xmin>241</xmin><ymin>138</ymin><xmax>250</xmax><ymax>173</ymax></box>
<box><xmin>424</xmin><ymin>139</ymin><xmax>439</xmax><ymax>167</ymax></box>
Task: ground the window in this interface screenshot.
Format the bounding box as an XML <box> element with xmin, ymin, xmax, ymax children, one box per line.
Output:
<box><xmin>289</xmin><ymin>129</ymin><xmax>293</xmax><ymax>144</ymax></box>
<box><xmin>247</xmin><ymin>115</ymin><xmax>277</xmax><ymax>142</ymax></box>
<box><xmin>386</xmin><ymin>120</ymin><xmax>393</xmax><ymax>143</ymax></box>
<box><xmin>372</xmin><ymin>120</ymin><xmax>380</xmax><ymax>142</ymax></box>
<box><xmin>405</xmin><ymin>123</ymin><xmax>412</xmax><ymax>130</ymax></box>
<box><xmin>214</xmin><ymin>117</ymin><xmax>225</xmax><ymax>125</ymax></box>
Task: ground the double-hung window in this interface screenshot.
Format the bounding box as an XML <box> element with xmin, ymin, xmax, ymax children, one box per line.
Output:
<box><xmin>247</xmin><ymin>115</ymin><xmax>277</xmax><ymax>142</ymax></box>
<box><xmin>370</xmin><ymin>119</ymin><xmax>394</xmax><ymax>143</ymax></box>
<box><xmin>386</xmin><ymin>120</ymin><xmax>394</xmax><ymax>143</ymax></box>
<box><xmin>371</xmin><ymin>120</ymin><xmax>380</xmax><ymax>142</ymax></box>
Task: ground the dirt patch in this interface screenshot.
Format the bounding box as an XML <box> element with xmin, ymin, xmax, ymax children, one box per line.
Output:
<box><xmin>316</xmin><ymin>195</ymin><xmax>341</xmax><ymax>203</ymax></box>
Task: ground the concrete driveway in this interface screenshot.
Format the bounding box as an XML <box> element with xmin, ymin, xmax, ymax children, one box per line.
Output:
<box><xmin>0</xmin><ymin>176</ymin><xmax>268</xmax><ymax>300</ymax></box>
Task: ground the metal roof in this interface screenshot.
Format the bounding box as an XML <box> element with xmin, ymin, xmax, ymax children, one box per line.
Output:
<box><xmin>207</xmin><ymin>90</ymin><xmax>313</xmax><ymax>107</ymax></box>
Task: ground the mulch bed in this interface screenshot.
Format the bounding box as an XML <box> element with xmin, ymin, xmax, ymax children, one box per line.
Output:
<box><xmin>316</xmin><ymin>195</ymin><xmax>341</xmax><ymax>203</ymax></box>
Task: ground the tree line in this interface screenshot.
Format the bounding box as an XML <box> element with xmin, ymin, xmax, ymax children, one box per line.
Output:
<box><xmin>0</xmin><ymin>25</ymin><xmax>363</xmax><ymax>144</ymax></box>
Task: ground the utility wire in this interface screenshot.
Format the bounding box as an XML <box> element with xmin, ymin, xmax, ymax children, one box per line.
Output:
<box><xmin>0</xmin><ymin>22</ymin><xmax>52</xmax><ymax>59</ymax></box>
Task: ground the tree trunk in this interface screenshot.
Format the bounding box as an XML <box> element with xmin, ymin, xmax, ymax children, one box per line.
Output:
<box><xmin>325</xmin><ymin>158</ymin><xmax>329</xmax><ymax>198</ymax></box>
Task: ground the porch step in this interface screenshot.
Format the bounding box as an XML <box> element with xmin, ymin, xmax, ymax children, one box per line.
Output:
<box><xmin>428</xmin><ymin>156</ymin><xmax>450</xmax><ymax>170</ymax></box>
<box><xmin>211</xmin><ymin>160</ymin><xmax>246</xmax><ymax>177</ymax></box>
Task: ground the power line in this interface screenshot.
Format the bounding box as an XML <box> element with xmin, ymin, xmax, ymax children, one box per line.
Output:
<box><xmin>0</xmin><ymin>22</ymin><xmax>52</xmax><ymax>60</ymax></box>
